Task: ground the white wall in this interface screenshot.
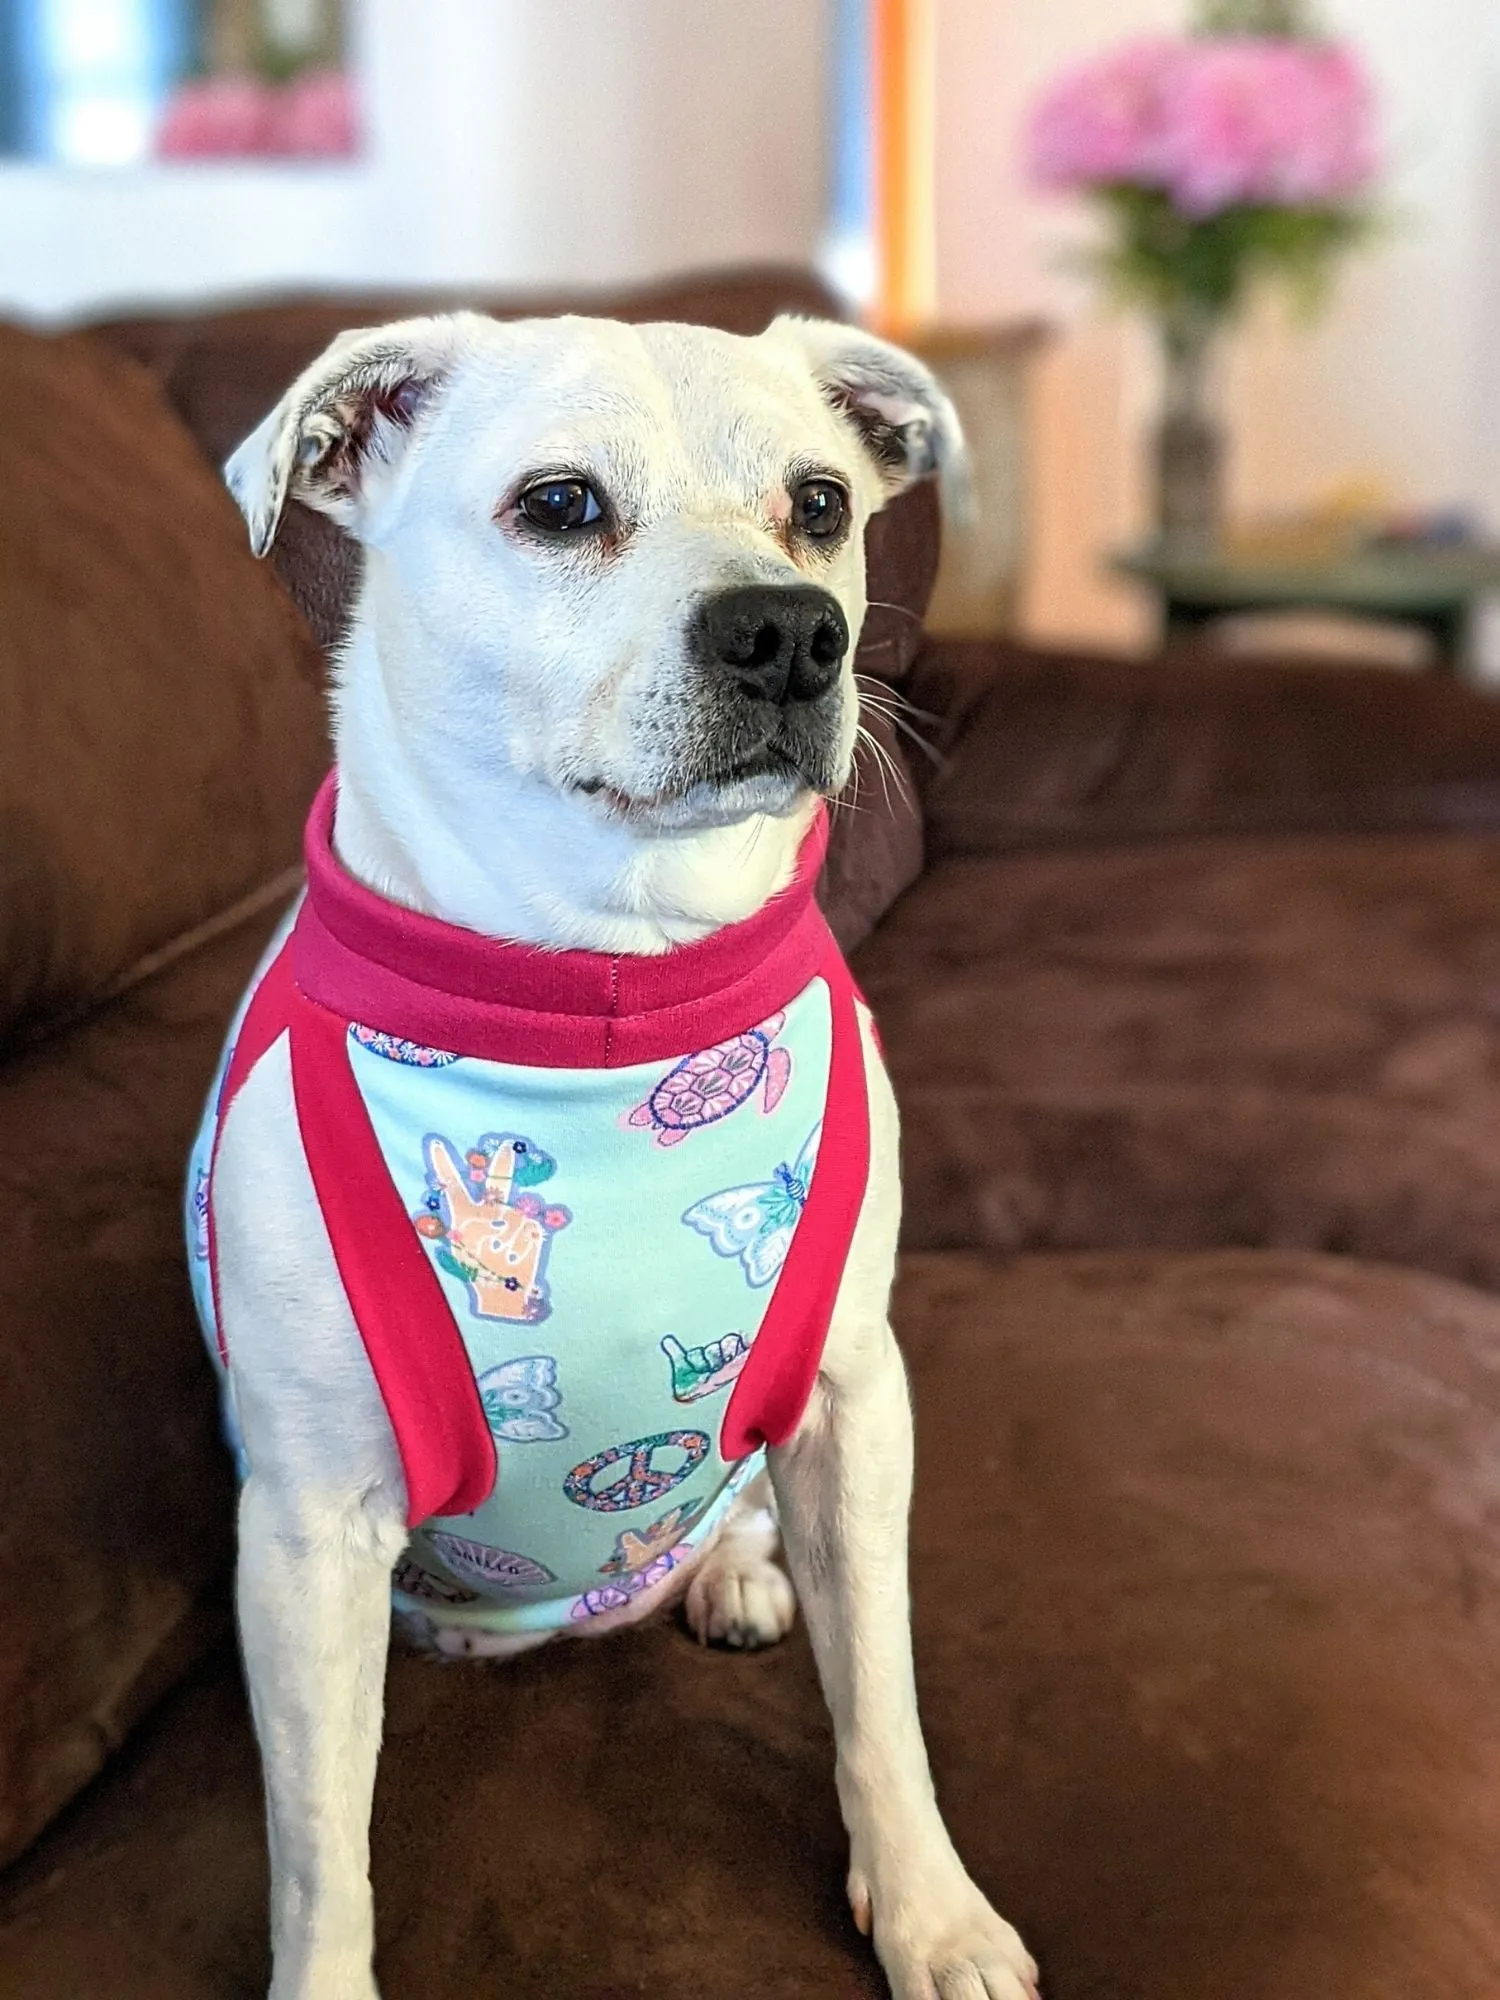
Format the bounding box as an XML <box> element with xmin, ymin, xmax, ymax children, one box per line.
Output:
<box><xmin>0</xmin><ymin>0</ymin><xmax>832</xmax><ymax>323</ymax></box>
<box><xmin>932</xmin><ymin>0</ymin><xmax>1500</xmax><ymax>649</ymax></box>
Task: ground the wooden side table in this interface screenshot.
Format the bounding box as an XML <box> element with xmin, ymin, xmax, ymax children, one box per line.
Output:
<box><xmin>1113</xmin><ymin>541</ymin><xmax>1500</xmax><ymax>672</ymax></box>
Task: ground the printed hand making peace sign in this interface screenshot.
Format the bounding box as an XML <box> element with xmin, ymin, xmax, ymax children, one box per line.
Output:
<box><xmin>415</xmin><ymin>1134</ymin><xmax>570</xmax><ymax>1323</ymax></box>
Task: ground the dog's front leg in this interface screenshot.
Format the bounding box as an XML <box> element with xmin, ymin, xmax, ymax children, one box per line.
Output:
<box><xmin>772</xmin><ymin>1340</ymin><xmax>1037</xmax><ymax>2000</ymax></box>
<box><xmin>238</xmin><ymin>1472</ymin><xmax>405</xmax><ymax>2000</ymax></box>
<box><xmin>769</xmin><ymin>1029</ymin><xmax>1038</xmax><ymax>2000</ymax></box>
<box><xmin>215</xmin><ymin>1041</ymin><xmax>411</xmax><ymax>2000</ymax></box>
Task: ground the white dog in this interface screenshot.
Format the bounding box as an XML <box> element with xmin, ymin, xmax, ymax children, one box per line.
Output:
<box><xmin>193</xmin><ymin>309</ymin><xmax>1038</xmax><ymax>2000</ymax></box>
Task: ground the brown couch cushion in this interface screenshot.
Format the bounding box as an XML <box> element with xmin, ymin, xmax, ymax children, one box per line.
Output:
<box><xmin>918</xmin><ymin>641</ymin><xmax>1500</xmax><ymax>857</ymax></box>
<box><xmin>818</xmin><ymin>707</ymin><xmax>924</xmax><ymax>954</ymax></box>
<box><xmin>858</xmin><ymin>832</ymin><xmax>1500</xmax><ymax>1283</ymax></box>
<box><xmin>0</xmin><ymin>323</ymin><xmax>327</xmax><ymax>1047</ymax></box>
<box><xmin>0</xmin><ymin>896</ymin><xmax>293</xmax><ymax>1871</ymax></box>
<box><xmin>817</xmin><ymin>482</ymin><xmax>941</xmax><ymax>951</ymax></box>
<box><xmin>5</xmin><ymin>1250</ymin><xmax>1500</xmax><ymax>1999</ymax></box>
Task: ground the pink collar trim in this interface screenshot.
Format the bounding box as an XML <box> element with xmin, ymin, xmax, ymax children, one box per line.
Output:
<box><xmin>290</xmin><ymin>773</ymin><xmax>838</xmax><ymax>1069</ymax></box>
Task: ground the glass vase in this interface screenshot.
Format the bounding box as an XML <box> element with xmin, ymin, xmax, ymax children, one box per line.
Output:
<box><xmin>1154</xmin><ymin>308</ymin><xmax>1226</xmax><ymax>558</ymax></box>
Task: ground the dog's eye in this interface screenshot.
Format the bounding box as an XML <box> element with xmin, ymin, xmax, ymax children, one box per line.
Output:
<box><xmin>790</xmin><ymin>479</ymin><xmax>848</xmax><ymax>543</ymax></box>
<box><xmin>518</xmin><ymin>478</ymin><xmax>604</xmax><ymax>533</ymax></box>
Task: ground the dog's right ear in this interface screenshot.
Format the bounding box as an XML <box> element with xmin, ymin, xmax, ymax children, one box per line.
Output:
<box><xmin>224</xmin><ymin>315</ymin><xmax>473</xmax><ymax>557</ymax></box>
<box><xmin>770</xmin><ymin>315</ymin><xmax>966</xmax><ymax>511</ymax></box>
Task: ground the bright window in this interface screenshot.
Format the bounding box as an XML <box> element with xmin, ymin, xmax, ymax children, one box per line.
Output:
<box><xmin>825</xmin><ymin>0</ymin><xmax>875</xmax><ymax>307</ymax></box>
<box><xmin>10</xmin><ymin>0</ymin><xmax>188</xmax><ymax>164</ymax></box>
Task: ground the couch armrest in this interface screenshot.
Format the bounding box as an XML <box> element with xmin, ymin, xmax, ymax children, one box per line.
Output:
<box><xmin>918</xmin><ymin>639</ymin><xmax>1500</xmax><ymax>857</ymax></box>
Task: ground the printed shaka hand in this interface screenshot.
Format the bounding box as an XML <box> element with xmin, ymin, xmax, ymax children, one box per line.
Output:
<box><xmin>661</xmin><ymin>1331</ymin><xmax>751</xmax><ymax>1402</ymax></box>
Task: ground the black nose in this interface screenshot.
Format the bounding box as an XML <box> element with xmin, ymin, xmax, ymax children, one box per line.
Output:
<box><xmin>695</xmin><ymin>585</ymin><xmax>849</xmax><ymax>706</ymax></box>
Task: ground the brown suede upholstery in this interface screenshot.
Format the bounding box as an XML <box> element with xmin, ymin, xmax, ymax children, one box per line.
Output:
<box><xmin>0</xmin><ymin>908</ymin><xmax>285</xmax><ymax>1870</ymax></box>
<box><xmin>0</xmin><ymin>324</ymin><xmax>325</xmax><ymax>1047</ymax></box>
<box><xmin>918</xmin><ymin>639</ymin><xmax>1500</xmax><ymax>856</ymax></box>
<box><xmin>819</xmin><ymin>484</ymin><xmax>938</xmax><ymax>949</ymax></box>
<box><xmin>5</xmin><ymin>1253</ymin><xmax>1500</xmax><ymax>1999</ymax></box>
<box><xmin>0</xmin><ymin>324</ymin><xmax>326</xmax><ymax>1866</ymax></box>
<box><xmin>857</xmin><ymin>832</ymin><xmax>1500</xmax><ymax>1286</ymax></box>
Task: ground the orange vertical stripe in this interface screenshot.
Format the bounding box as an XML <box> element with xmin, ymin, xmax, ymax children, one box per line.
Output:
<box><xmin>872</xmin><ymin>0</ymin><xmax>935</xmax><ymax>334</ymax></box>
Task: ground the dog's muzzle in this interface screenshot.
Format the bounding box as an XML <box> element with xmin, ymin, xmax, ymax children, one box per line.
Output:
<box><xmin>692</xmin><ymin>585</ymin><xmax>849</xmax><ymax>708</ymax></box>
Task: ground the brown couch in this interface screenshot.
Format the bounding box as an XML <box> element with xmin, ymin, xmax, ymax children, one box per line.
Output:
<box><xmin>5</xmin><ymin>270</ymin><xmax>1500</xmax><ymax>2000</ymax></box>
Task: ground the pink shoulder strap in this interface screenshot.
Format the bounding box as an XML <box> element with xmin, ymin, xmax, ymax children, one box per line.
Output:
<box><xmin>720</xmin><ymin>949</ymin><xmax>872</xmax><ymax>1458</ymax></box>
<box><xmin>208</xmin><ymin>941</ymin><xmax>496</xmax><ymax>1526</ymax></box>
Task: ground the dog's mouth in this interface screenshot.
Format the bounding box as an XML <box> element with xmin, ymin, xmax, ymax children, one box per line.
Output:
<box><xmin>570</xmin><ymin>743</ymin><xmax>823</xmax><ymax>829</ymax></box>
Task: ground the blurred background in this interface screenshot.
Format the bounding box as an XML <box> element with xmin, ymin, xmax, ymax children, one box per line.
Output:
<box><xmin>3</xmin><ymin>0</ymin><xmax>1498</xmax><ymax>662</ymax></box>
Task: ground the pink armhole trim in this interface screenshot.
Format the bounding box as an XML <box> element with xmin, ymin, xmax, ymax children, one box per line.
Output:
<box><xmin>290</xmin><ymin>1002</ymin><xmax>496</xmax><ymax>1524</ymax></box>
<box><xmin>719</xmin><ymin>950</ymin><xmax>872</xmax><ymax>1459</ymax></box>
<box><xmin>206</xmin><ymin>941</ymin><xmax>298</xmax><ymax>1366</ymax></box>
<box><xmin>208</xmin><ymin>942</ymin><xmax>496</xmax><ymax>1526</ymax></box>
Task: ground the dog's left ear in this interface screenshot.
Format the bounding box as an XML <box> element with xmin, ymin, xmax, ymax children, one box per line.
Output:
<box><xmin>771</xmin><ymin>315</ymin><xmax>966</xmax><ymax>509</ymax></box>
<box><xmin>225</xmin><ymin>313</ymin><xmax>478</xmax><ymax>557</ymax></box>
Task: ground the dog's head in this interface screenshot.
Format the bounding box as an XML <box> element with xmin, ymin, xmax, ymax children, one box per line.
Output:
<box><xmin>226</xmin><ymin>312</ymin><xmax>960</xmax><ymax>834</ymax></box>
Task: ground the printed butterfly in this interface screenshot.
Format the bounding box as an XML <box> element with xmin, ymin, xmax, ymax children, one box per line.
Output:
<box><xmin>681</xmin><ymin>1123</ymin><xmax>820</xmax><ymax>1288</ymax></box>
<box><xmin>475</xmin><ymin>1355</ymin><xmax>568</xmax><ymax>1441</ymax></box>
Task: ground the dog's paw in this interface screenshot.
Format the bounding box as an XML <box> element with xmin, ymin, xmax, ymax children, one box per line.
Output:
<box><xmin>684</xmin><ymin>1546</ymin><xmax>797</xmax><ymax>1649</ymax></box>
<box><xmin>850</xmin><ymin>1861</ymin><xmax>1039</xmax><ymax>2000</ymax></box>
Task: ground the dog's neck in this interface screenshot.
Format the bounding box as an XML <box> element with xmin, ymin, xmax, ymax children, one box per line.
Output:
<box><xmin>329</xmin><ymin>626</ymin><xmax>813</xmax><ymax>957</ymax></box>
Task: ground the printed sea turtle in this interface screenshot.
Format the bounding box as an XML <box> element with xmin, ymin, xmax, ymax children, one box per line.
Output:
<box><xmin>626</xmin><ymin>1013</ymin><xmax>792</xmax><ymax>1147</ymax></box>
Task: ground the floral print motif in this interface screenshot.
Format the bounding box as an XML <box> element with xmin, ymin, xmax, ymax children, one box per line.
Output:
<box><xmin>350</xmin><ymin>1023</ymin><xmax>459</xmax><ymax>1066</ymax></box>
<box><xmin>570</xmin><ymin>1543</ymin><xmax>694</xmax><ymax>1620</ymax></box>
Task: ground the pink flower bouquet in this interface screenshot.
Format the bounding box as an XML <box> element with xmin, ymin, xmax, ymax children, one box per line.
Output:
<box><xmin>1032</xmin><ymin>37</ymin><xmax>1377</xmax><ymax>220</ymax></box>
<box><xmin>155</xmin><ymin>68</ymin><xmax>359</xmax><ymax>161</ymax></box>
<box><xmin>1027</xmin><ymin>30</ymin><xmax>1380</xmax><ymax>317</ymax></box>
<box><xmin>1026</xmin><ymin>8</ymin><xmax>1383</xmax><ymax>551</ymax></box>
<box><xmin>155</xmin><ymin>75</ymin><xmax>279</xmax><ymax>158</ymax></box>
<box><xmin>273</xmin><ymin>68</ymin><xmax>361</xmax><ymax>159</ymax></box>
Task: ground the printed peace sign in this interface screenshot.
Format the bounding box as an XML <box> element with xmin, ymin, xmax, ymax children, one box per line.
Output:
<box><xmin>563</xmin><ymin>1431</ymin><xmax>711</xmax><ymax>1513</ymax></box>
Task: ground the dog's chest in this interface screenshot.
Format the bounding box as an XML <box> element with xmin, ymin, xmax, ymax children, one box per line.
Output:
<box><xmin>363</xmin><ymin>991</ymin><xmax>836</xmax><ymax>1625</ymax></box>
<box><xmin>195</xmin><ymin>972</ymin><xmax>835</xmax><ymax>1633</ymax></box>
